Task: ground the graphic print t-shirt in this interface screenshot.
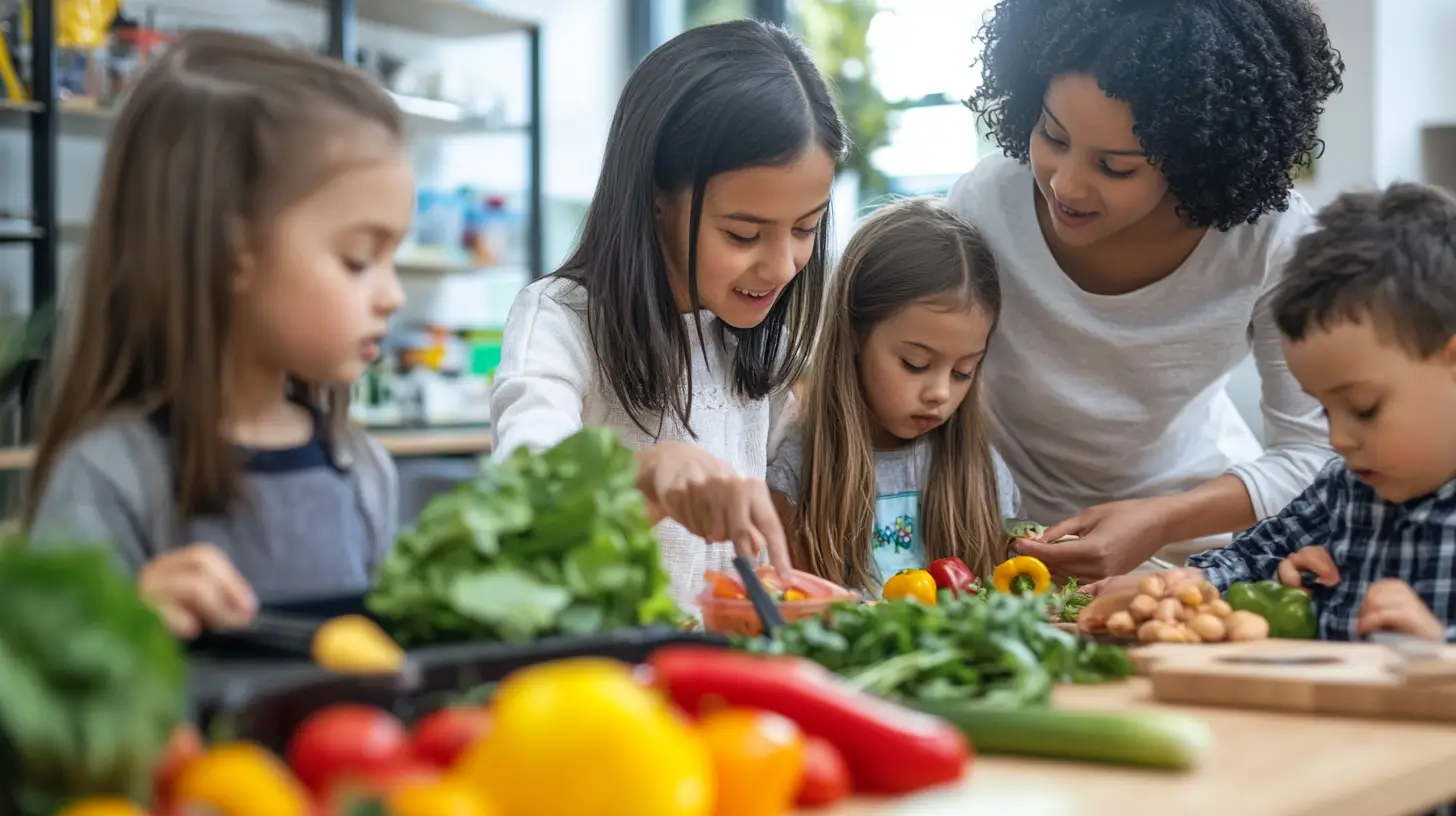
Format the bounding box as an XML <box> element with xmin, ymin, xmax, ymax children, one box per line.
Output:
<box><xmin>766</xmin><ymin>429</ymin><xmax>1020</xmax><ymax>595</ymax></box>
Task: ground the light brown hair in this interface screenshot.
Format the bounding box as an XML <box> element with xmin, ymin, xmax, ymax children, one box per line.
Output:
<box><xmin>26</xmin><ymin>30</ymin><xmax>404</xmax><ymax>524</ymax></box>
<box><xmin>794</xmin><ymin>197</ymin><xmax>1005</xmax><ymax>589</ymax></box>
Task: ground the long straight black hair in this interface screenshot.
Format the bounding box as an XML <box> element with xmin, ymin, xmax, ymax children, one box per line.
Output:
<box><xmin>559</xmin><ymin>19</ymin><xmax>847</xmax><ymax>437</ymax></box>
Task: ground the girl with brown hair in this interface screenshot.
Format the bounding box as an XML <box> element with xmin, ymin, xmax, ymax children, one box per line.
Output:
<box><xmin>25</xmin><ymin>30</ymin><xmax>410</xmax><ymax>638</ymax></box>
<box><xmin>767</xmin><ymin>198</ymin><xmax>1020</xmax><ymax>594</ymax></box>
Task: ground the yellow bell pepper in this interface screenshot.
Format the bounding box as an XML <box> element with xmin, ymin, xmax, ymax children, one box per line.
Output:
<box><xmin>882</xmin><ymin>569</ymin><xmax>938</xmax><ymax>605</ymax></box>
<box><xmin>993</xmin><ymin>556</ymin><xmax>1052</xmax><ymax>595</ymax></box>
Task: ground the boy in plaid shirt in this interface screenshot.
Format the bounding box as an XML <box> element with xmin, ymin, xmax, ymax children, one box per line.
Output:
<box><xmin>1109</xmin><ymin>182</ymin><xmax>1456</xmax><ymax>642</ymax></box>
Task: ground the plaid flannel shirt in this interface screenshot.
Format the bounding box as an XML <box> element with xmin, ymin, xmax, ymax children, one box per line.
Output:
<box><xmin>1189</xmin><ymin>458</ymin><xmax>1456</xmax><ymax>642</ymax></box>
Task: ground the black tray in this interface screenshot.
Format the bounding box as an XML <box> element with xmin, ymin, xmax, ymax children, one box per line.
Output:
<box><xmin>192</xmin><ymin>625</ymin><xmax>729</xmax><ymax>751</ymax></box>
<box><xmin>186</xmin><ymin>595</ymin><xmax>375</xmax><ymax>661</ymax></box>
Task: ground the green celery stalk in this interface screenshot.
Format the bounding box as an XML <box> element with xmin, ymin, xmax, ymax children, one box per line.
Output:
<box><xmin>910</xmin><ymin>699</ymin><xmax>1213</xmax><ymax>771</ymax></box>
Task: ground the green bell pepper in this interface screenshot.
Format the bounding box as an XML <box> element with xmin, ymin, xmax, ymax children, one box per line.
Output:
<box><xmin>1224</xmin><ymin>580</ymin><xmax>1317</xmax><ymax>639</ymax></box>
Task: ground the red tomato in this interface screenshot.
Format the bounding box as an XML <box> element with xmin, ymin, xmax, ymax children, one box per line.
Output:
<box><xmin>286</xmin><ymin>704</ymin><xmax>415</xmax><ymax>795</ymax></box>
<box><xmin>410</xmin><ymin>707</ymin><xmax>493</xmax><ymax>769</ymax></box>
<box><xmin>796</xmin><ymin>735</ymin><xmax>851</xmax><ymax>809</ymax></box>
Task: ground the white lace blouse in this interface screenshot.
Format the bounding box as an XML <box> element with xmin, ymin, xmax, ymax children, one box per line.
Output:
<box><xmin>489</xmin><ymin>277</ymin><xmax>795</xmax><ymax>610</ymax></box>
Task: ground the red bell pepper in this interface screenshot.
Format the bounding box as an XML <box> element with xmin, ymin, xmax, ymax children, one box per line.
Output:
<box><xmin>927</xmin><ymin>557</ymin><xmax>976</xmax><ymax>597</ymax></box>
<box><xmin>647</xmin><ymin>646</ymin><xmax>970</xmax><ymax>796</ymax></box>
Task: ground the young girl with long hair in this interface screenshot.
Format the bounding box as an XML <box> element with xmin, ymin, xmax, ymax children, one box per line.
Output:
<box><xmin>767</xmin><ymin>198</ymin><xmax>1020</xmax><ymax>593</ymax></box>
<box><xmin>490</xmin><ymin>19</ymin><xmax>846</xmax><ymax>607</ymax></box>
<box><xmin>951</xmin><ymin>0</ymin><xmax>1344</xmax><ymax>582</ymax></box>
<box><xmin>26</xmin><ymin>30</ymin><xmax>410</xmax><ymax>638</ymax></box>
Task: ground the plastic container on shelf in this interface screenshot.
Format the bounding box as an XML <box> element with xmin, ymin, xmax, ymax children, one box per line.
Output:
<box><xmin>412</xmin><ymin>188</ymin><xmax>466</xmax><ymax>251</ymax></box>
<box><xmin>697</xmin><ymin>569</ymin><xmax>859</xmax><ymax>638</ymax></box>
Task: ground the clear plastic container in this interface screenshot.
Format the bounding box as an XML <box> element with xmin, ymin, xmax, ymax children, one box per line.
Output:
<box><xmin>698</xmin><ymin>568</ymin><xmax>858</xmax><ymax>638</ymax></box>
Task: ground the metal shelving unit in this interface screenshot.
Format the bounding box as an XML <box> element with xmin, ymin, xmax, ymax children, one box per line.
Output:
<box><xmin>0</xmin><ymin>0</ymin><xmax>540</xmax><ymax>474</ymax></box>
<box><xmin>312</xmin><ymin>0</ymin><xmax>546</xmax><ymax>280</ymax></box>
<box><xmin>5</xmin><ymin>0</ymin><xmax>56</xmax><ymax>314</ymax></box>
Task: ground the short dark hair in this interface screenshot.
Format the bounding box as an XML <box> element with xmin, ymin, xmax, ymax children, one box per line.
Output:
<box><xmin>967</xmin><ymin>0</ymin><xmax>1343</xmax><ymax>231</ymax></box>
<box><xmin>1274</xmin><ymin>183</ymin><xmax>1456</xmax><ymax>357</ymax></box>
<box><xmin>560</xmin><ymin>19</ymin><xmax>846</xmax><ymax>436</ymax></box>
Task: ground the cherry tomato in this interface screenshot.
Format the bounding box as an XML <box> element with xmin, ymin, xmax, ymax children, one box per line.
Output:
<box><xmin>286</xmin><ymin>704</ymin><xmax>415</xmax><ymax>795</ymax></box>
<box><xmin>698</xmin><ymin>708</ymin><xmax>804</xmax><ymax>816</ymax></box>
<box><xmin>410</xmin><ymin>707</ymin><xmax>492</xmax><ymax>769</ymax></box>
<box><xmin>795</xmin><ymin>735</ymin><xmax>851</xmax><ymax>809</ymax></box>
<box><xmin>152</xmin><ymin>723</ymin><xmax>206</xmax><ymax>810</ymax></box>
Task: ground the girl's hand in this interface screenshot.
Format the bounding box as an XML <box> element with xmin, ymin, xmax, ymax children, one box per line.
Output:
<box><xmin>1276</xmin><ymin>546</ymin><xmax>1339</xmax><ymax>590</ymax></box>
<box><xmin>1015</xmin><ymin>498</ymin><xmax>1170</xmax><ymax>581</ymax></box>
<box><xmin>638</xmin><ymin>442</ymin><xmax>793</xmax><ymax>579</ymax></box>
<box><xmin>1357</xmin><ymin>578</ymin><xmax>1445</xmax><ymax>641</ymax></box>
<box><xmin>138</xmin><ymin>544</ymin><xmax>258</xmax><ymax>639</ymax></box>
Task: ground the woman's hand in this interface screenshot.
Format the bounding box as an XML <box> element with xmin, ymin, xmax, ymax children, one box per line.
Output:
<box><xmin>1014</xmin><ymin>498</ymin><xmax>1171</xmax><ymax>581</ymax></box>
<box><xmin>138</xmin><ymin>544</ymin><xmax>258</xmax><ymax>639</ymax></box>
<box><xmin>637</xmin><ymin>441</ymin><xmax>793</xmax><ymax>579</ymax></box>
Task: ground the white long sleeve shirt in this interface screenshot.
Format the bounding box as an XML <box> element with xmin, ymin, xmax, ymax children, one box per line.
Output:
<box><xmin>947</xmin><ymin>155</ymin><xmax>1335</xmax><ymax>563</ymax></box>
<box><xmin>489</xmin><ymin>277</ymin><xmax>795</xmax><ymax>609</ymax></box>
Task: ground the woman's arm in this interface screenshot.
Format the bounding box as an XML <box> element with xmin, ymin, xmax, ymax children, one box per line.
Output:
<box><xmin>1221</xmin><ymin>273</ymin><xmax>1336</xmax><ymax>521</ymax></box>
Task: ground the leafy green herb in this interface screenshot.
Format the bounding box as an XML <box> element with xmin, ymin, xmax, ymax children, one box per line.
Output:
<box><xmin>1003</xmin><ymin>517</ymin><xmax>1047</xmax><ymax>540</ymax></box>
<box><xmin>0</xmin><ymin>543</ymin><xmax>186</xmax><ymax>815</ymax></box>
<box><xmin>738</xmin><ymin>592</ymin><xmax>1132</xmax><ymax>707</ymax></box>
<box><xmin>368</xmin><ymin>428</ymin><xmax>684</xmax><ymax>645</ymax></box>
<box><xmin>1055</xmin><ymin>577</ymin><xmax>1093</xmax><ymax>623</ymax></box>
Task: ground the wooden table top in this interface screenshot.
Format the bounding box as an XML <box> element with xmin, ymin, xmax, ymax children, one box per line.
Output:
<box><xmin>819</xmin><ymin>677</ymin><xmax>1456</xmax><ymax>816</ymax></box>
<box><xmin>0</xmin><ymin>427</ymin><xmax>493</xmax><ymax>470</ymax></box>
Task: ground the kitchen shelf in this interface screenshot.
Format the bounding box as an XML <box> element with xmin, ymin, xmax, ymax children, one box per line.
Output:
<box><xmin>0</xmin><ymin>95</ymin><xmax>520</xmax><ymax>140</ymax></box>
<box><xmin>0</xmin><ymin>426</ymin><xmax>494</xmax><ymax>471</ymax></box>
<box><xmin>280</xmin><ymin>0</ymin><xmax>533</xmax><ymax>38</ymax></box>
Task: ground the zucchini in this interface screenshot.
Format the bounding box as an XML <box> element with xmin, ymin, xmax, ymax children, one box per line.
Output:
<box><xmin>909</xmin><ymin>700</ymin><xmax>1212</xmax><ymax>771</ymax></box>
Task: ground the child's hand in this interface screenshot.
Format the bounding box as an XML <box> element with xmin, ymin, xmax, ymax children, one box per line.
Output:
<box><xmin>1275</xmin><ymin>545</ymin><xmax>1339</xmax><ymax>590</ymax></box>
<box><xmin>638</xmin><ymin>441</ymin><xmax>792</xmax><ymax>579</ymax></box>
<box><xmin>138</xmin><ymin>544</ymin><xmax>258</xmax><ymax>640</ymax></box>
<box><xmin>1357</xmin><ymin>579</ymin><xmax>1445</xmax><ymax>641</ymax></box>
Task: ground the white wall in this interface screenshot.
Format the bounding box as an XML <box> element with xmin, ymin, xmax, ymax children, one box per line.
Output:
<box><xmin>0</xmin><ymin>0</ymin><xmax>627</xmax><ymax>326</ymax></box>
<box><xmin>1226</xmin><ymin>0</ymin><xmax>1456</xmax><ymax>440</ymax></box>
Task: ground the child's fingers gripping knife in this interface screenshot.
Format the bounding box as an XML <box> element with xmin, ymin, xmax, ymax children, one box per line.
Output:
<box><xmin>1275</xmin><ymin>545</ymin><xmax>1339</xmax><ymax>589</ymax></box>
<box><xmin>138</xmin><ymin>544</ymin><xmax>258</xmax><ymax>640</ymax></box>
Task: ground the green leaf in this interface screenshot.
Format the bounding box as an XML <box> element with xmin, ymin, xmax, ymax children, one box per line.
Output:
<box><xmin>449</xmin><ymin>569</ymin><xmax>572</xmax><ymax>643</ymax></box>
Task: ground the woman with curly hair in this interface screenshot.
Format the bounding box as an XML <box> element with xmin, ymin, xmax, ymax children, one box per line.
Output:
<box><xmin>949</xmin><ymin>0</ymin><xmax>1345</xmax><ymax>581</ymax></box>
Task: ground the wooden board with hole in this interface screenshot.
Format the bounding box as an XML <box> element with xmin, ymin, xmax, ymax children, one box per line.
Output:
<box><xmin>1136</xmin><ymin>640</ymin><xmax>1456</xmax><ymax>722</ymax></box>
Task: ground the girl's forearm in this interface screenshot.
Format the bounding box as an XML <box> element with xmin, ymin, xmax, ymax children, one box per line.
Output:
<box><xmin>1152</xmin><ymin>474</ymin><xmax>1258</xmax><ymax>553</ymax></box>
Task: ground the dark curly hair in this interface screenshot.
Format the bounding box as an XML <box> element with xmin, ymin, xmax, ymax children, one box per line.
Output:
<box><xmin>967</xmin><ymin>0</ymin><xmax>1344</xmax><ymax>231</ymax></box>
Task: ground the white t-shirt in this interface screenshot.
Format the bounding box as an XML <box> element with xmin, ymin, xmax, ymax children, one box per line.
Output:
<box><xmin>946</xmin><ymin>155</ymin><xmax>1335</xmax><ymax>563</ymax></box>
<box><xmin>489</xmin><ymin>277</ymin><xmax>795</xmax><ymax>610</ymax></box>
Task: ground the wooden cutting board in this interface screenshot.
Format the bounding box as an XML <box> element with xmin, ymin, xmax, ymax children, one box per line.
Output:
<box><xmin>1135</xmin><ymin>640</ymin><xmax>1456</xmax><ymax>722</ymax></box>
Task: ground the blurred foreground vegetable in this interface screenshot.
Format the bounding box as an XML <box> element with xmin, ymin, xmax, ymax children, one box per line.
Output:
<box><xmin>650</xmin><ymin>646</ymin><xmax>969</xmax><ymax>796</ymax></box>
<box><xmin>910</xmin><ymin>700</ymin><xmax>1213</xmax><ymax>771</ymax></box>
<box><xmin>0</xmin><ymin>544</ymin><xmax>186</xmax><ymax>815</ymax></box>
